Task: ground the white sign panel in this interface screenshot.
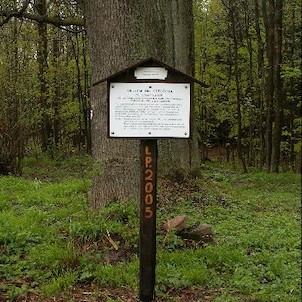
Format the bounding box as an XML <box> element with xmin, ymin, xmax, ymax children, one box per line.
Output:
<box><xmin>109</xmin><ymin>83</ymin><xmax>190</xmax><ymax>138</ymax></box>
<box><xmin>134</xmin><ymin>67</ymin><xmax>168</xmax><ymax>80</ymax></box>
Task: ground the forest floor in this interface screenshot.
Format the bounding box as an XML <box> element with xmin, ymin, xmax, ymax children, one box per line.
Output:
<box><xmin>0</xmin><ymin>156</ymin><xmax>301</xmax><ymax>302</ymax></box>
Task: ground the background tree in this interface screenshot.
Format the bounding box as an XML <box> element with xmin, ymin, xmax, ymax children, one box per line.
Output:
<box><xmin>0</xmin><ymin>4</ymin><xmax>27</xmax><ymax>174</ymax></box>
<box><xmin>35</xmin><ymin>0</ymin><xmax>51</xmax><ymax>152</ymax></box>
<box><xmin>158</xmin><ymin>0</ymin><xmax>201</xmax><ymax>178</ymax></box>
<box><xmin>223</xmin><ymin>0</ymin><xmax>248</xmax><ymax>173</ymax></box>
<box><xmin>282</xmin><ymin>0</ymin><xmax>301</xmax><ymax>171</ymax></box>
<box><xmin>271</xmin><ymin>0</ymin><xmax>284</xmax><ymax>173</ymax></box>
<box><xmin>194</xmin><ymin>0</ymin><xmax>301</xmax><ymax>172</ymax></box>
<box><xmin>0</xmin><ymin>0</ymin><xmax>90</xmax><ymax>174</ymax></box>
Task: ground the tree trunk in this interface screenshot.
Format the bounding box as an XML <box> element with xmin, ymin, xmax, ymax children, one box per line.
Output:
<box><xmin>85</xmin><ymin>1</ymin><xmax>143</xmax><ymax>208</ymax></box>
<box><xmin>71</xmin><ymin>34</ymin><xmax>87</xmax><ymax>152</ymax></box>
<box><xmin>263</xmin><ymin>0</ymin><xmax>274</xmax><ymax>172</ymax></box>
<box><xmin>271</xmin><ymin>0</ymin><xmax>284</xmax><ymax>173</ymax></box>
<box><xmin>52</xmin><ymin>37</ymin><xmax>60</xmax><ymax>154</ymax></box>
<box><xmin>5</xmin><ymin>10</ymin><xmax>23</xmax><ymax>174</ymax></box>
<box><xmin>254</xmin><ymin>0</ymin><xmax>265</xmax><ymax>168</ymax></box>
<box><xmin>159</xmin><ymin>0</ymin><xmax>200</xmax><ymax>178</ymax></box>
<box><xmin>229</xmin><ymin>0</ymin><xmax>247</xmax><ymax>173</ymax></box>
<box><xmin>82</xmin><ymin>33</ymin><xmax>92</xmax><ymax>153</ymax></box>
<box><xmin>0</xmin><ymin>1</ymin><xmax>27</xmax><ymax>175</ymax></box>
<box><xmin>243</xmin><ymin>2</ymin><xmax>254</xmax><ymax>167</ymax></box>
<box><xmin>173</xmin><ymin>0</ymin><xmax>201</xmax><ymax>176</ymax></box>
<box><xmin>84</xmin><ymin>1</ymin><xmax>197</xmax><ymax>207</ymax></box>
<box><xmin>35</xmin><ymin>0</ymin><xmax>51</xmax><ymax>153</ymax></box>
<box><xmin>288</xmin><ymin>5</ymin><xmax>297</xmax><ymax>170</ymax></box>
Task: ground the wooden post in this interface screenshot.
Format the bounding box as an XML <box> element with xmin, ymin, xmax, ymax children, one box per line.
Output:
<box><xmin>139</xmin><ymin>139</ymin><xmax>157</xmax><ymax>302</ymax></box>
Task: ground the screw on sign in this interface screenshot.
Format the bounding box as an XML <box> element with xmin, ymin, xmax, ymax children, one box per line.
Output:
<box><xmin>140</xmin><ymin>140</ymin><xmax>157</xmax><ymax>301</ymax></box>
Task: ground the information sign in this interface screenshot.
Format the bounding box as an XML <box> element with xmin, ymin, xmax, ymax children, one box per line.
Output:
<box><xmin>109</xmin><ymin>82</ymin><xmax>190</xmax><ymax>138</ymax></box>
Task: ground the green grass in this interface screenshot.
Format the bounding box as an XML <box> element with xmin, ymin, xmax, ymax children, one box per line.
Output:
<box><xmin>0</xmin><ymin>156</ymin><xmax>300</xmax><ymax>301</ymax></box>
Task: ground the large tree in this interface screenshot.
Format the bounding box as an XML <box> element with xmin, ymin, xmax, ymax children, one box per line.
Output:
<box><xmin>84</xmin><ymin>0</ymin><xmax>199</xmax><ymax>208</ymax></box>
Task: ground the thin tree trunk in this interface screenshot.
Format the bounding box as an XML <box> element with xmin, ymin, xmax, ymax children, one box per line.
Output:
<box><xmin>10</xmin><ymin>10</ymin><xmax>22</xmax><ymax>174</ymax></box>
<box><xmin>262</xmin><ymin>0</ymin><xmax>274</xmax><ymax>172</ymax></box>
<box><xmin>243</xmin><ymin>2</ymin><xmax>254</xmax><ymax>90</ymax></box>
<box><xmin>288</xmin><ymin>6</ymin><xmax>296</xmax><ymax>170</ymax></box>
<box><xmin>52</xmin><ymin>37</ymin><xmax>60</xmax><ymax>154</ymax></box>
<box><xmin>229</xmin><ymin>0</ymin><xmax>247</xmax><ymax>173</ymax></box>
<box><xmin>243</xmin><ymin>5</ymin><xmax>254</xmax><ymax>167</ymax></box>
<box><xmin>71</xmin><ymin>35</ymin><xmax>86</xmax><ymax>151</ymax></box>
<box><xmin>196</xmin><ymin>10</ymin><xmax>209</xmax><ymax>163</ymax></box>
<box><xmin>254</xmin><ymin>0</ymin><xmax>265</xmax><ymax>168</ymax></box>
<box><xmin>82</xmin><ymin>33</ymin><xmax>92</xmax><ymax>153</ymax></box>
<box><xmin>35</xmin><ymin>0</ymin><xmax>51</xmax><ymax>153</ymax></box>
<box><xmin>271</xmin><ymin>0</ymin><xmax>284</xmax><ymax>173</ymax></box>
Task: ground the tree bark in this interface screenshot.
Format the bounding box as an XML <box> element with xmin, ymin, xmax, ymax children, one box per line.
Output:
<box><xmin>173</xmin><ymin>0</ymin><xmax>201</xmax><ymax>175</ymax></box>
<box><xmin>85</xmin><ymin>1</ymin><xmax>144</xmax><ymax>208</ymax></box>
<box><xmin>159</xmin><ymin>0</ymin><xmax>200</xmax><ymax>178</ymax></box>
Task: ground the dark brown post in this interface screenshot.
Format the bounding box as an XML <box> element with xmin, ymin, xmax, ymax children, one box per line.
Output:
<box><xmin>139</xmin><ymin>139</ymin><xmax>157</xmax><ymax>302</ymax></box>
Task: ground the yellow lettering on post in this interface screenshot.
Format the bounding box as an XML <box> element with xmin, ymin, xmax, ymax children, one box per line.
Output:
<box><xmin>145</xmin><ymin>156</ymin><xmax>152</xmax><ymax>168</ymax></box>
<box><xmin>145</xmin><ymin>169</ymin><xmax>153</xmax><ymax>181</ymax></box>
<box><xmin>145</xmin><ymin>207</ymin><xmax>153</xmax><ymax>218</ymax></box>
<box><xmin>145</xmin><ymin>146</ymin><xmax>151</xmax><ymax>155</ymax></box>
<box><xmin>145</xmin><ymin>182</ymin><xmax>153</xmax><ymax>193</ymax></box>
<box><xmin>144</xmin><ymin>144</ymin><xmax>154</xmax><ymax>219</ymax></box>
<box><xmin>145</xmin><ymin>194</ymin><xmax>153</xmax><ymax>205</ymax></box>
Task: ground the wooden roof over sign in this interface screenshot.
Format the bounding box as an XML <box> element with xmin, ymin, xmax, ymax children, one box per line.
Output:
<box><xmin>92</xmin><ymin>57</ymin><xmax>209</xmax><ymax>88</ymax></box>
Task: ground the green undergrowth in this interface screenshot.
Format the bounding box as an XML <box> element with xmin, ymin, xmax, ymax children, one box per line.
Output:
<box><xmin>0</xmin><ymin>156</ymin><xmax>300</xmax><ymax>301</ymax></box>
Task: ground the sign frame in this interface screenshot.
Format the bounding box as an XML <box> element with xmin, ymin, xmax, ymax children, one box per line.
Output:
<box><xmin>108</xmin><ymin>81</ymin><xmax>191</xmax><ymax>139</ymax></box>
<box><xmin>94</xmin><ymin>57</ymin><xmax>208</xmax><ymax>140</ymax></box>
